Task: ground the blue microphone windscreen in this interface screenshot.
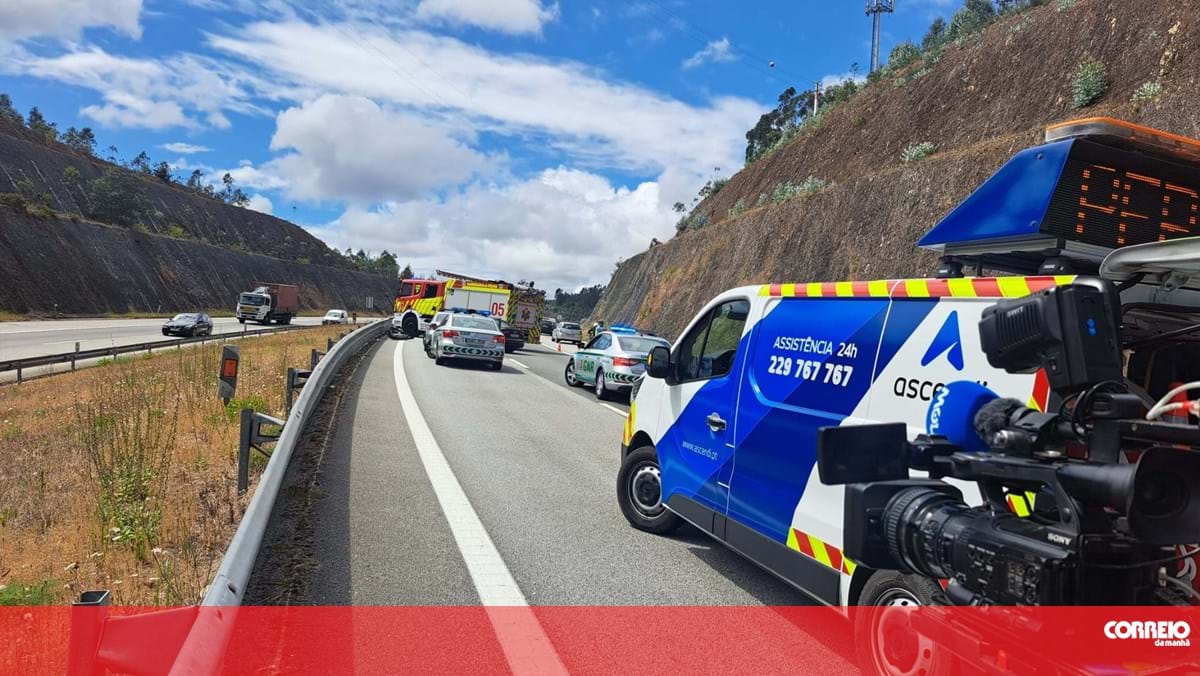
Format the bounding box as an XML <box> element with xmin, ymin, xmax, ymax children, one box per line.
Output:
<box><xmin>926</xmin><ymin>381</ymin><xmax>999</xmax><ymax>453</ymax></box>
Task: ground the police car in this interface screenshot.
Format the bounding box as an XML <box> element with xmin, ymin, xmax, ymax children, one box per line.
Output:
<box><xmin>563</xmin><ymin>325</ymin><xmax>670</xmax><ymax>399</ymax></box>
<box><xmin>617</xmin><ymin>119</ymin><xmax>1200</xmax><ymax>631</ymax></box>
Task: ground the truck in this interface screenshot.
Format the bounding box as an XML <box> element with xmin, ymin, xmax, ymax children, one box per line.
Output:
<box><xmin>392</xmin><ymin>275</ymin><xmax>512</xmax><ymax>338</ymax></box>
<box><xmin>236</xmin><ymin>282</ymin><xmax>299</xmax><ymax>325</ymax></box>
<box><xmin>504</xmin><ymin>285</ymin><xmax>546</xmax><ymax>343</ymax></box>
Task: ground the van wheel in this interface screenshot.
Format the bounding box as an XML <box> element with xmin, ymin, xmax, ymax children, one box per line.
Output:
<box><xmin>856</xmin><ymin>572</ymin><xmax>950</xmax><ymax>676</ymax></box>
<box><xmin>617</xmin><ymin>446</ymin><xmax>682</xmax><ymax>534</ymax></box>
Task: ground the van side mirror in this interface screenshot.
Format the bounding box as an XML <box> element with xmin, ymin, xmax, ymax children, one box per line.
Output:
<box><xmin>646</xmin><ymin>345</ymin><xmax>672</xmax><ymax>380</ymax></box>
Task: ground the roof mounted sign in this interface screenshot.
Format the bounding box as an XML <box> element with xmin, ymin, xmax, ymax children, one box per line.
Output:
<box><xmin>919</xmin><ymin>118</ymin><xmax>1200</xmax><ymax>272</ymax></box>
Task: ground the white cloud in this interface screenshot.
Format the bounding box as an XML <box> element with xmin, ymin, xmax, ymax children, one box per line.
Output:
<box><xmin>820</xmin><ymin>71</ymin><xmax>866</xmax><ymax>89</ymax></box>
<box><xmin>207</xmin><ymin>21</ymin><xmax>759</xmax><ymax>177</ymax></box>
<box><xmin>160</xmin><ymin>142</ymin><xmax>212</xmax><ymax>154</ymax></box>
<box><xmin>246</xmin><ymin>194</ymin><xmax>273</xmax><ymax>214</ymax></box>
<box><xmin>681</xmin><ymin>37</ymin><xmax>735</xmax><ymax>70</ymax></box>
<box><xmin>309</xmin><ymin>167</ymin><xmax>675</xmax><ymax>291</ymax></box>
<box><xmin>0</xmin><ymin>0</ymin><xmax>143</xmax><ymax>42</ymax></box>
<box><xmin>414</xmin><ymin>0</ymin><xmax>559</xmax><ymax>35</ymax></box>
<box><xmin>264</xmin><ymin>94</ymin><xmax>491</xmax><ymax>203</ymax></box>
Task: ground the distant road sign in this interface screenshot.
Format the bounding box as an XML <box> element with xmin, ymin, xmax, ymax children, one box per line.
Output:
<box><xmin>365</xmin><ymin>297</ymin><xmax>374</xmax><ymax>309</ymax></box>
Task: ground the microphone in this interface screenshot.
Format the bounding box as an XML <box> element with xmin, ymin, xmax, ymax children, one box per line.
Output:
<box><xmin>925</xmin><ymin>381</ymin><xmax>1001</xmax><ymax>452</ymax></box>
<box><xmin>973</xmin><ymin>397</ymin><xmax>1027</xmax><ymax>445</ymax></box>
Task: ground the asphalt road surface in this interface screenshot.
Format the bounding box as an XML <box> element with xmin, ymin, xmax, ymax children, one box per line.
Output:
<box><xmin>248</xmin><ymin>335</ymin><xmax>858</xmax><ymax>671</ymax></box>
<box><xmin>0</xmin><ymin>316</ymin><xmax>323</xmax><ymax>363</ymax></box>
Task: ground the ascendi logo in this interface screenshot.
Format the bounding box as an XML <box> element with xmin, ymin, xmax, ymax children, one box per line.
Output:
<box><xmin>1104</xmin><ymin>620</ymin><xmax>1191</xmax><ymax>647</ymax></box>
<box><xmin>920</xmin><ymin>311</ymin><xmax>964</xmax><ymax>371</ymax></box>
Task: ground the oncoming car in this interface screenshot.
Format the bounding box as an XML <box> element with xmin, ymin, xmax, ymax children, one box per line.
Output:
<box><xmin>162</xmin><ymin>312</ymin><xmax>213</xmax><ymax>337</ymax></box>
<box><xmin>429</xmin><ymin>313</ymin><xmax>505</xmax><ymax>370</ymax></box>
<box><xmin>564</xmin><ymin>329</ymin><xmax>669</xmax><ymax>400</ymax></box>
<box><xmin>322</xmin><ymin>309</ymin><xmax>349</xmax><ymax>325</ymax></box>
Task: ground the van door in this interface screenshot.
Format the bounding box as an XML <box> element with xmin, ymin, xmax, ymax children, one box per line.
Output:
<box><xmin>657</xmin><ymin>298</ymin><xmax>751</xmax><ymax>533</ymax></box>
<box><xmin>725</xmin><ymin>295</ymin><xmax>889</xmax><ymax>600</ymax></box>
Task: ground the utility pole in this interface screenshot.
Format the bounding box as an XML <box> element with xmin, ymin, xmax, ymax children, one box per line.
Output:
<box><xmin>812</xmin><ymin>81</ymin><xmax>821</xmax><ymax>115</ymax></box>
<box><xmin>866</xmin><ymin>1</ymin><xmax>895</xmax><ymax>74</ymax></box>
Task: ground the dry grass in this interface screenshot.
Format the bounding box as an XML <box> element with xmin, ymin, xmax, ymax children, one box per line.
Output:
<box><xmin>0</xmin><ymin>326</ymin><xmax>351</xmax><ymax>605</ymax></box>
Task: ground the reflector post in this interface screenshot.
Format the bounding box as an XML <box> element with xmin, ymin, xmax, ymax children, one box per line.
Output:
<box><xmin>218</xmin><ymin>345</ymin><xmax>239</xmax><ymax>404</ymax></box>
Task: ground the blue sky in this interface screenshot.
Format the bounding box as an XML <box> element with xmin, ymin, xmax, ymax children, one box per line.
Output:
<box><xmin>0</xmin><ymin>0</ymin><xmax>958</xmax><ymax>291</ymax></box>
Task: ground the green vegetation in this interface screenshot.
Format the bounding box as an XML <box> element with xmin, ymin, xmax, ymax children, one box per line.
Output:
<box><xmin>1055</xmin><ymin>0</ymin><xmax>1076</xmax><ymax>11</ymax></box>
<box><xmin>224</xmin><ymin>395</ymin><xmax>269</xmax><ymax>422</ymax></box>
<box><xmin>86</xmin><ymin>168</ymin><xmax>148</xmax><ymax>227</ymax></box>
<box><xmin>1131</xmin><ymin>81</ymin><xmax>1163</xmax><ymax>107</ymax></box>
<box><xmin>727</xmin><ymin>198</ymin><xmax>748</xmax><ymax>219</ymax></box>
<box><xmin>1071</xmin><ymin>56</ymin><xmax>1108</xmax><ymax>109</ymax></box>
<box><xmin>549</xmin><ymin>284</ymin><xmax>605</xmax><ymax>321</ymax></box>
<box><xmin>0</xmin><ymin>579</ymin><xmax>58</xmax><ymax>606</ymax></box>
<box><xmin>901</xmin><ymin>141</ymin><xmax>938</xmax><ymax>163</ymax></box>
<box><xmin>340</xmin><ymin>248</ymin><xmax>400</xmax><ymax>277</ymax></box>
<box><xmin>772</xmin><ymin>176</ymin><xmax>831</xmax><ymax>203</ymax></box>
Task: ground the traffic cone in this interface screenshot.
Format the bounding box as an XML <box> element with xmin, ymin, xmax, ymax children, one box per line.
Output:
<box><xmin>557</xmin><ymin>341</ymin><xmax>562</xmax><ymax>353</ymax></box>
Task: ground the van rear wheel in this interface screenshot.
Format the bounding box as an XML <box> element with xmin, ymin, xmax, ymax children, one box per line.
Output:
<box><xmin>856</xmin><ymin>572</ymin><xmax>951</xmax><ymax>676</ymax></box>
<box><xmin>617</xmin><ymin>446</ymin><xmax>681</xmax><ymax>534</ymax></box>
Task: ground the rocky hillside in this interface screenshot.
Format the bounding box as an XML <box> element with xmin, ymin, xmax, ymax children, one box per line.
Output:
<box><xmin>0</xmin><ymin>211</ymin><xmax>393</xmax><ymax>315</ymax></box>
<box><xmin>0</xmin><ymin>117</ymin><xmax>349</xmax><ymax>268</ymax></box>
<box><xmin>592</xmin><ymin>0</ymin><xmax>1199</xmax><ymax>338</ymax></box>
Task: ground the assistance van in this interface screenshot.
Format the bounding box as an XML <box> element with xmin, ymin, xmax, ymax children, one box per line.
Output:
<box><xmin>617</xmin><ymin>119</ymin><xmax>1200</xmax><ymax>625</ymax></box>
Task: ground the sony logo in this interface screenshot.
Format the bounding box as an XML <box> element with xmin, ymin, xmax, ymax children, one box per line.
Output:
<box><xmin>1047</xmin><ymin>532</ymin><xmax>1072</xmax><ymax>546</ymax></box>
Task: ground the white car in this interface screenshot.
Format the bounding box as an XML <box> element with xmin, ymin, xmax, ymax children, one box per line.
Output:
<box><xmin>553</xmin><ymin>321</ymin><xmax>583</xmax><ymax>345</ymax></box>
<box><xmin>322</xmin><ymin>309</ymin><xmax>349</xmax><ymax>325</ymax></box>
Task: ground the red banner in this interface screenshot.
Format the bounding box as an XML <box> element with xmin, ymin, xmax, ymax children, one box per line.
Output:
<box><xmin>2</xmin><ymin>606</ymin><xmax>1197</xmax><ymax>674</ymax></box>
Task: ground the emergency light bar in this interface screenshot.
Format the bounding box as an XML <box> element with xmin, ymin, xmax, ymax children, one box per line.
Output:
<box><xmin>610</xmin><ymin>324</ymin><xmax>639</xmax><ymax>334</ymax></box>
<box><xmin>919</xmin><ymin>118</ymin><xmax>1200</xmax><ymax>274</ymax></box>
<box><xmin>448</xmin><ymin>307</ymin><xmax>491</xmax><ymax>316</ymax></box>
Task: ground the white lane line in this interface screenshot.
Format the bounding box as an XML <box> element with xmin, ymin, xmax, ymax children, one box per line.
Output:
<box><xmin>508</xmin><ymin>358</ymin><xmax>530</xmax><ymax>369</ymax></box>
<box><xmin>392</xmin><ymin>341</ymin><xmax>567</xmax><ymax>676</ymax></box>
<box><xmin>599</xmin><ymin>403</ymin><xmax>628</xmax><ymax>418</ymax></box>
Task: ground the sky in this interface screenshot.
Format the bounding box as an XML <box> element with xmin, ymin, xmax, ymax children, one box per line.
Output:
<box><xmin>0</xmin><ymin>0</ymin><xmax>959</xmax><ymax>293</ymax></box>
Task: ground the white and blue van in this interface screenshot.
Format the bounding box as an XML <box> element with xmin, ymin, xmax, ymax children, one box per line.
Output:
<box><xmin>616</xmin><ymin>118</ymin><xmax>1200</xmax><ymax>619</ymax></box>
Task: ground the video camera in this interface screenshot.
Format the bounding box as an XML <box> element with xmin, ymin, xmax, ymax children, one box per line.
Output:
<box><xmin>817</xmin><ymin>282</ymin><xmax>1200</xmax><ymax>605</ymax></box>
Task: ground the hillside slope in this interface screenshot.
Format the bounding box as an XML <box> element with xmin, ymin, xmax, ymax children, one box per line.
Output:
<box><xmin>0</xmin><ymin>210</ymin><xmax>394</xmax><ymax>314</ymax></box>
<box><xmin>0</xmin><ymin>118</ymin><xmax>349</xmax><ymax>268</ymax></box>
<box><xmin>592</xmin><ymin>0</ymin><xmax>1199</xmax><ymax>338</ymax></box>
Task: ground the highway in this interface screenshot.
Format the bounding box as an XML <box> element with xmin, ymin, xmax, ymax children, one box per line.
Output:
<box><xmin>0</xmin><ymin>316</ymin><xmax>323</xmax><ymax>363</ymax></box>
<box><xmin>247</xmin><ymin>334</ymin><xmax>857</xmax><ymax>669</ymax></box>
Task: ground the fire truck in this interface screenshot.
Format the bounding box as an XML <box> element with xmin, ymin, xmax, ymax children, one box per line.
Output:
<box><xmin>392</xmin><ymin>273</ymin><xmax>510</xmax><ymax>338</ymax></box>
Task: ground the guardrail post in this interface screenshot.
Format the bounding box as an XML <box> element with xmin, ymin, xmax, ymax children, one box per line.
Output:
<box><xmin>68</xmin><ymin>589</ymin><xmax>110</xmax><ymax>676</ymax></box>
<box><xmin>16</xmin><ymin>364</ymin><xmax>22</xmax><ymax>384</ymax></box>
<box><xmin>310</xmin><ymin>348</ymin><xmax>323</xmax><ymax>371</ymax></box>
<box><xmin>327</xmin><ymin>337</ymin><xmax>335</xmax><ymax>351</ymax></box>
<box><xmin>238</xmin><ymin>409</ymin><xmax>284</xmax><ymax>494</ymax></box>
<box><xmin>238</xmin><ymin>409</ymin><xmax>253</xmax><ymax>493</ymax></box>
<box><xmin>72</xmin><ymin>342</ymin><xmax>79</xmax><ymax>371</ymax></box>
<box><xmin>284</xmin><ymin>367</ymin><xmax>312</xmax><ymax>413</ymax></box>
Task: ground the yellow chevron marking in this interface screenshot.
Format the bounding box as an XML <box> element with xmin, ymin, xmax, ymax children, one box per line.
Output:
<box><xmin>806</xmin><ymin>282</ymin><xmax>823</xmax><ymax>297</ymax></box>
<box><xmin>868</xmin><ymin>280</ymin><xmax>890</xmax><ymax>297</ymax></box>
<box><xmin>786</xmin><ymin>528</ymin><xmax>800</xmax><ymax>551</ymax></box>
<box><xmin>1054</xmin><ymin>275</ymin><xmax>1078</xmax><ymax>286</ymax></box>
<box><xmin>843</xmin><ymin>558</ymin><xmax>857</xmax><ymax>576</ymax></box>
<box><xmin>781</xmin><ymin>283</ymin><xmax>796</xmax><ymax>297</ymax></box>
<box><xmin>904</xmin><ymin>279</ymin><xmax>930</xmax><ymax>297</ymax></box>
<box><xmin>996</xmin><ymin>277</ymin><xmax>1031</xmax><ymax>297</ymax></box>
<box><xmin>808</xmin><ymin>534</ymin><xmax>833</xmax><ymax>568</ymax></box>
<box><xmin>947</xmin><ymin>278</ymin><xmax>977</xmax><ymax>297</ymax></box>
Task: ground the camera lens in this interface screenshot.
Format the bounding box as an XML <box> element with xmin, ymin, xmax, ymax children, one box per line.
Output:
<box><xmin>1133</xmin><ymin>470</ymin><xmax>1187</xmax><ymax>519</ymax></box>
<box><xmin>884</xmin><ymin>488</ymin><xmax>971</xmax><ymax>578</ymax></box>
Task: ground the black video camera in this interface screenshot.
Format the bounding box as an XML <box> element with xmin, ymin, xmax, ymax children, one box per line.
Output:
<box><xmin>818</xmin><ymin>282</ymin><xmax>1200</xmax><ymax>605</ymax></box>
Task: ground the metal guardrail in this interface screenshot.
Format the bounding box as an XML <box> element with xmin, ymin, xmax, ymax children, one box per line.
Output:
<box><xmin>168</xmin><ymin>318</ymin><xmax>389</xmax><ymax>675</ymax></box>
<box><xmin>0</xmin><ymin>323</ymin><xmax>323</xmax><ymax>382</ymax></box>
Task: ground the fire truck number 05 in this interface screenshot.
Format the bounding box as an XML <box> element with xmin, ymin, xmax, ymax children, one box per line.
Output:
<box><xmin>491</xmin><ymin>301</ymin><xmax>506</xmax><ymax>316</ymax></box>
<box><xmin>767</xmin><ymin>356</ymin><xmax>854</xmax><ymax>386</ymax></box>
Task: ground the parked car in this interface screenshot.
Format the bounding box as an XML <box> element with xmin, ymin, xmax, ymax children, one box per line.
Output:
<box><xmin>430</xmin><ymin>313</ymin><xmax>505</xmax><ymax>370</ymax></box>
<box><xmin>423</xmin><ymin>311</ymin><xmax>451</xmax><ymax>356</ymax></box>
<box><xmin>564</xmin><ymin>330</ymin><xmax>669</xmax><ymax>400</ymax></box>
<box><xmin>162</xmin><ymin>313</ymin><xmax>213</xmax><ymax>337</ymax></box>
<box><xmin>540</xmin><ymin>317</ymin><xmax>557</xmax><ymax>333</ymax></box>
<box><xmin>552</xmin><ymin>321</ymin><xmax>582</xmax><ymax>345</ymax></box>
<box><xmin>495</xmin><ymin>319</ymin><xmax>526</xmax><ymax>353</ymax></box>
<box><xmin>322</xmin><ymin>309</ymin><xmax>349</xmax><ymax>325</ymax></box>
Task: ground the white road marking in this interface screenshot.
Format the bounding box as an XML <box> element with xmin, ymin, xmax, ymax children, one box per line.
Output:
<box><xmin>599</xmin><ymin>403</ymin><xmax>628</xmax><ymax>418</ymax></box>
<box><xmin>508</xmin><ymin>358</ymin><xmax>530</xmax><ymax>369</ymax></box>
<box><xmin>392</xmin><ymin>341</ymin><xmax>567</xmax><ymax>676</ymax></box>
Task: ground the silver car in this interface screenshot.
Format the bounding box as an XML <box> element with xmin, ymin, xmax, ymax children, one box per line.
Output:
<box><xmin>431</xmin><ymin>313</ymin><xmax>505</xmax><ymax>370</ymax></box>
<box><xmin>564</xmin><ymin>331</ymin><xmax>670</xmax><ymax>399</ymax></box>
<box><xmin>553</xmin><ymin>321</ymin><xmax>583</xmax><ymax>345</ymax></box>
<box><xmin>423</xmin><ymin>311</ymin><xmax>451</xmax><ymax>357</ymax></box>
